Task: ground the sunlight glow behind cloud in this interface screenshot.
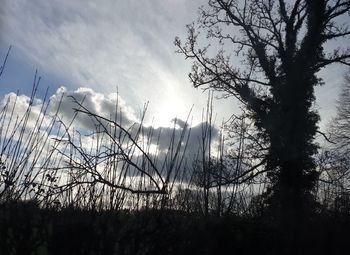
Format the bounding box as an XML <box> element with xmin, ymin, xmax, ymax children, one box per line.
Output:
<box><xmin>0</xmin><ymin>87</ymin><xmax>220</xmax><ymax>183</ymax></box>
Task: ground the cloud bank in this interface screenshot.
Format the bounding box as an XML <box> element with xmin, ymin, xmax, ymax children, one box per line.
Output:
<box><xmin>0</xmin><ymin>87</ymin><xmax>219</xmax><ymax>181</ymax></box>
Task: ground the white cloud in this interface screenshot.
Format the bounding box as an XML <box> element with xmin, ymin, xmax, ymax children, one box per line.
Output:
<box><xmin>0</xmin><ymin>92</ymin><xmax>52</xmax><ymax>137</ymax></box>
<box><xmin>48</xmin><ymin>86</ymin><xmax>138</xmax><ymax>130</ymax></box>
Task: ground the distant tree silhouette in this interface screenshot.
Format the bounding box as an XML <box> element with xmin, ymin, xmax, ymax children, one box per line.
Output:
<box><xmin>176</xmin><ymin>0</ymin><xmax>350</xmax><ymax>251</ymax></box>
<box><xmin>319</xmin><ymin>73</ymin><xmax>350</xmax><ymax>210</ymax></box>
<box><xmin>330</xmin><ymin>73</ymin><xmax>350</xmax><ymax>149</ymax></box>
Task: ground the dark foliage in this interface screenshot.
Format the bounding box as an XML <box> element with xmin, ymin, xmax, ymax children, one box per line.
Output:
<box><xmin>1</xmin><ymin>201</ymin><xmax>350</xmax><ymax>255</ymax></box>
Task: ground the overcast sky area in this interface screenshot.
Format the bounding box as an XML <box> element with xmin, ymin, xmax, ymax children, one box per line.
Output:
<box><xmin>0</xmin><ymin>0</ymin><xmax>349</xmax><ymax>132</ymax></box>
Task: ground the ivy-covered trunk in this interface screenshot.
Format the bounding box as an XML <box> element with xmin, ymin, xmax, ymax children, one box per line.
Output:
<box><xmin>265</xmin><ymin>74</ymin><xmax>320</xmax><ymax>252</ymax></box>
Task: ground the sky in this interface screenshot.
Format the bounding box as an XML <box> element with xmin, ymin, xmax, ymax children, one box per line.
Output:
<box><xmin>0</xmin><ymin>0</ymin><xmax>349</xmax><ymax>132</ymax></box>
<box><xmin>0</xmin><ymin>0</ymin><xmax>224</xmax><ymax>129</ymax></box>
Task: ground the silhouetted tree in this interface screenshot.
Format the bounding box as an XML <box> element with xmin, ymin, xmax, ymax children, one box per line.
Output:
<box><xmin>176</xmin><ymin>0</ymin><xmax>350</xmax><ymax>251</ymax></box>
